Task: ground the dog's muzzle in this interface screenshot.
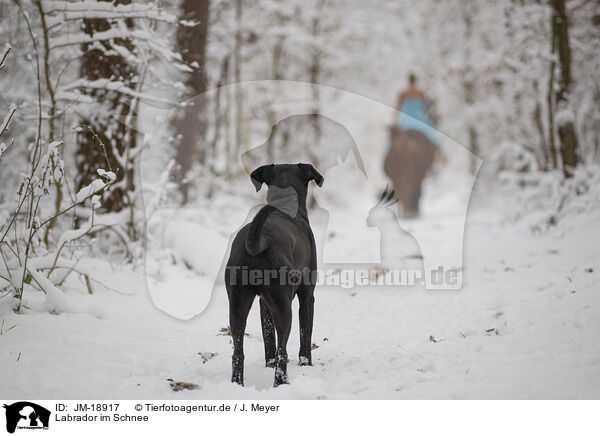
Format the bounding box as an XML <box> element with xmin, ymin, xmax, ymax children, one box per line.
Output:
<box><xmin>267</xmin><ymin>186</ymin><xmax>299</xmax><ymax>218</ymax></box>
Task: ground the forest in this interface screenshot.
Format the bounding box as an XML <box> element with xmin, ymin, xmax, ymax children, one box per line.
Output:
<box><xmin>0</xmin><ymin>0</ymin><xmax>599</xmax><ymax>399</ymax></box>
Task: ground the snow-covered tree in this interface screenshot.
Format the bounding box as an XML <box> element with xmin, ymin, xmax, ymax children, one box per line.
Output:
<box><xmin>172</xmin><ymin>0</ymin><xmax>211</xmax><ymax>203</ymax></box>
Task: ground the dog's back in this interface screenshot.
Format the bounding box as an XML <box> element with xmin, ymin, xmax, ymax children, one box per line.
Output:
<box><xmin>228</xmin><ymin>205</ymin><xmax>314</xmax><ymax>283</ymax></box>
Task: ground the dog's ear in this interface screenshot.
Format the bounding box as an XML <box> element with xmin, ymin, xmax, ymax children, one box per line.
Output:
<box><xmin>250</xmin><ymin>164</ymin><xmax>275</xmax><ymax>191</ymax></box>
<box><xmin>298</xmin><ymin>163</ymin><xmax>324</xmax><ymax>187</ymax></box>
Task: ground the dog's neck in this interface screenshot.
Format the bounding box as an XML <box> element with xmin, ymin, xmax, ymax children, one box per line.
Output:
<box><xmin>266</xmin><ymin>185</ymin><xmax>309</xmax><ymax>221</ymax></box>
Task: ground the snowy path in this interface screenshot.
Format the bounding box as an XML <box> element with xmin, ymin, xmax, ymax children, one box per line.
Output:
<box><xmin>1</xmin><ymin>166</ymin><xmax>599</xmax><ymax>399</ymax></box>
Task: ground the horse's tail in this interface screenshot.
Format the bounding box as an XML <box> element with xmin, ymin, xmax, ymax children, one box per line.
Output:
<box><xmin>245</xmin><ymin>205</ymin><xmax>276</xmax><ymax>256</ymax></box>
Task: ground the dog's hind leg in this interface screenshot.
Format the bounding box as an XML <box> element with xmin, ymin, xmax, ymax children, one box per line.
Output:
<box><xmin>229</xmin><ymin>290</ymin><xmax>255</xmax><ymax>385</ymax></box>
<box><xmin>259</xmin><ymin>298</ymin><xmax>276</xmax><ymax>368</ymax></box>
<box><xmin>269</xmin><ymin>299</ymin><xmax>292</xmax><ymax>387</ymax></box>
<box><xmin>298</xmin><ymin>289</ymin><xmax>315</xmax><ymax>366</ymax></box>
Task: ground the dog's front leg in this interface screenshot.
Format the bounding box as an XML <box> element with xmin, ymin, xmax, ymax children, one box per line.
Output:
<box><xmin>298</xmin><ymin>290</ymin><xmax>315</xmax><ymax>366</ymax></box>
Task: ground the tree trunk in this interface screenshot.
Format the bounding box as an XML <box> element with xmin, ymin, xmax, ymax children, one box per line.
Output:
<box><xmin>547</xmin><ymin>37</ymin><xmax>558</xmax><ymax>169</ymax></box>
<box><xmin>76</xmin><ymin>0</ymin><xmax>136</xmax><ymax>214</ymax></box>
<box><xmin>36</xmin><ymin>0</ymin><xmax>61</xmax><ymax>245</ymax></box>
<box><xmin>173</xmin><ymin>0</ymin><xmax>210</xmax><ymax>203</ymax></box>
<box><xmin>533</xmin><ymin>81</ymin><xmax>549</xmax><ymax>170</ymax></box>
<box><xmin>551</xmin><ymin>0</ymin><xmax>579</xmax><ymax>177</ymax></box>
<box><xmin>265</xmin><ymin>35</ymin><xmax>285</xmax><ymax>165</ymax></box>
<box><xmin>462</xmin><ymin>5</ymin><xmax>479</xmax><ymax>175</ymax></box>
<box><xmin>234</xmin><ymin>0</ymin><xmax>244</xmax><ymax>165</ymax></box>
<box><xmin>309</xmin><ymin>5</ymin><xmax>322</xmax><ymax>167</ymax></box>
<box><xmin>210</xmin><ymin>55</ymin><xmax>230</xmax><ymax>175</ymax></box>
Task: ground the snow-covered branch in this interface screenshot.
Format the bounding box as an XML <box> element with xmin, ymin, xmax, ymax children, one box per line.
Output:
<box><xmin>50</xmin><ymin>27</ymin><xmax>164</xmax><ymax>50</ymax></box>
<box><xmin>57</xmin><ymin>78</ymin><xmax>175</xmax><ymax>107</ymax></box>
<box><xmin>43</xmin><ymin>0</ymin><xmax>182</xmax><ymax>29</ymax></box>
<box><xmin>0</xmin><ymin>43</ymin><xmax>11</xmax><ymax>70</ymax></box>
<box><xmin>0</xmin><ymin>104</ymin><xmax>16</xmax><ymax>138</ymax></box>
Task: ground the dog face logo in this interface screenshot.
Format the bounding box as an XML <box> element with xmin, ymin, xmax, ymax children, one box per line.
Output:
<box><xmin>3</xmin><ymin>402</ymin><xmax>50</xmax><ymax>433</ymax></box>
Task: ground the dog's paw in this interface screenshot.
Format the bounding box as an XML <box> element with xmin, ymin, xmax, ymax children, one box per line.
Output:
<box><xmin>273</xmin><ymin>376</ymin><xmax>289</xmax><ymax>387</ymax></box>
<box><xmin>273</xmin><ymin>367</ymin><xmax>289</xmax><ymax>387</ymax></box>
<box><xmin>265</xmin><ymin>358</ymin><xmax>276</xmax><ymax>368</ymax></box>
<box><xmin>298</xmin><ymin>356</ymin><xmax>312</xmax><ymax>366</ymax></box>
<box><xmin>231</xmin><ymin>374</ymin><xmax>244</xmax><ymax>386</ymax></box>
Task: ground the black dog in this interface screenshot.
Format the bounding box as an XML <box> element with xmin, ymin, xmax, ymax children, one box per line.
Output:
<box><xmin>225</xmin><ymin>163</ymin><xmax>323</xmax><ymax>387</ymax></box>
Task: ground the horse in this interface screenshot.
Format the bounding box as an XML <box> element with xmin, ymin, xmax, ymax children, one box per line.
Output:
<box><xmin>384</xmin><ymin>127</ymin><xmax>437</xmax><ymax>218</ymax></box>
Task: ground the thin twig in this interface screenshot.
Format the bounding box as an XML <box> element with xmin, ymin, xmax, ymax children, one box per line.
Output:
<box><xmin>0</xmin><ymin>45</ymin><xmax>11</xmax><ymax>71</ymax></box>
<box><xmin>12</xmin><ymin>0</ymin><xmax>44</xmax><ymax>311</ymax></box>
<box><xmin>42</xmin><ymin>265</ymin><xmax>130</xmax><ymax>295</ymax></box>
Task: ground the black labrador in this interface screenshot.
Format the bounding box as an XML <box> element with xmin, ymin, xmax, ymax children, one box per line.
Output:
<box><xmin>225</xmin><ymin>163</ymin><xmax>323</xmax><ymax>387</ymax></box>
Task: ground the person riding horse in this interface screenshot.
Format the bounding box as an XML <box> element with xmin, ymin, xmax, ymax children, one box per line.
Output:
<box><xmin>385</xmin><ymin>73</ymin><xmax>440</xmax><ymax>217</ymax></box>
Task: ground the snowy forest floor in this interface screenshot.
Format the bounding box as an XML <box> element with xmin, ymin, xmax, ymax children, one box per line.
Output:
<box><xmin>1</xmin><ymin>161</ymin><xmax>599</xmax><ymax>399</ymax></box>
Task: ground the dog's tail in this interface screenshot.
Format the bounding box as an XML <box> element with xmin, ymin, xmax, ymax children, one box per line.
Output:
<box><xmin>245</xmin><ymin>205</ymin><xmax>276</xmax><ymax>256</ymax></box>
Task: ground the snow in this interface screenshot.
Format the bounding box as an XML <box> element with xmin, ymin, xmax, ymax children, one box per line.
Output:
<box><xmin>43</xmin><ymin>1</ymin><xmax>180</xmax><ymax>29</ymax></box>
<box><xmin>1</xmin><ymin>0</ymin><xmax>599</xmax><ymax>401</ymax></box>
<box><xmin>56</xmin><ymin>213</ymin><xmax>94</xmax><ymax>248</ymax></box>
<box><xmin>58</xmin><ymin>79</ymin><xmax>175</xmax><ymax>107</ymax></box>
<box><xmin>1</xmin><ymin>160</ymin><xmax>599</xmax><ymax>399</ymax></box>
<box><xmin>74</xmin><ymin>179</ymin><xmax>106</xmax><ymax>203</ymax></box>
<box><xmin>97</xmin><ymin>168</ymin><xmax>116</xmax><ymax>183</ymax></box>
<box><xmin>556</xmin><ymin>105</ymin><xmax>576</xmax><ymax>127</ymax></box>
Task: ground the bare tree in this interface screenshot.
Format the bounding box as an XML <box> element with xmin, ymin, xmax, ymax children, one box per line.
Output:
<box><xmin>234</xmin><ymin>0</ymin><xmax>244</xmax><ymax>169</ymax></box>
<box><xmin>173</xmin><ymin>0</ymin><xmax>211</xmax><ymax>203</ymax></box>
<box><xmin>551</xmin><ymin>0</ymin><xmax>579</xmax><ymax>176</ymax></box>
<box><xmin>547</xmin><ymin>28</ymin><xmax>558</xmax><ymax>169</ymax></box>
<box><xmin>76</xmin><ymin>0</ymin><xmax>137</xmax><ymax>214</ymax></box>
<box><xmin>461</xmin><ymin>3</ymin><xmax>480</xmax><ymax>175</ymax></box>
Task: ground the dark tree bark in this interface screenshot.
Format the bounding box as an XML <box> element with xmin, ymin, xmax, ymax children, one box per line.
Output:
<box><xmin>233</xmin><ymin>0</ymin><xmax>243</xmax><ymax>171</ymax></box>
<box><xmin>76</xmin><ymin>0</ymin><xmax>137</xmax><ymax>214</ymax></box>
<box><xmin>547</xmin><ymin>35</ymin><xmax>558</xmax><ymax>169</ymax></box>
<box><xmin>173</xmin><ymin>0</ymin><xmax>211</xmax><ymax>203</ymax></box>
<box><xmin>309</xmin><ymin>3</ymin><xmax>322</xmax><ymax>167</ymax></box>
<box><xmin>462</xmin><ymin>6</ymin><xmax>479</xmax><ymax>175</ymax></box>
<box><xmin>533</xmin><ymin>81</ymin><xmax>549</xmax><ymax>170</ymax></box>
<box><xmin>551</xmin><ymin>0</ymin><xmax>579</xmax><ymax>177</ymax></box>
<box><xmin>209</xmin><ymin>54</ymin><xmax>230</xmax><ymax>174</ymax></box>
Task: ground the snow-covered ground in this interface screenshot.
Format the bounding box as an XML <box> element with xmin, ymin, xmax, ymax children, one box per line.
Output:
<box><xmin>1</xmin><ymin>157</ymin><xmax>599</xmax><ymax>399</ymax></box>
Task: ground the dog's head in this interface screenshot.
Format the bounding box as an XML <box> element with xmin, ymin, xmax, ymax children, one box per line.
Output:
<box><xmin>250</xmin><ymin>163</ymin><xmax>324</xmax><ymax>192</ymax></box>
<box><xmin>250</xmin><ymin>164</ymin><xmax>324</xmax><ymax>216</ymax></box>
